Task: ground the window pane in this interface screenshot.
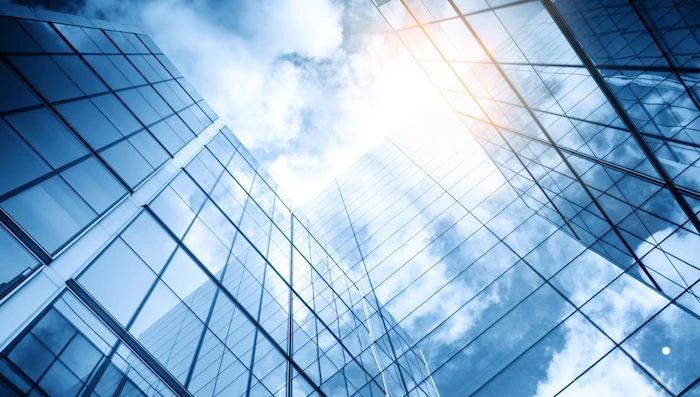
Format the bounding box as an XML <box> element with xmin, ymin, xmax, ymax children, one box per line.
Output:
<box><xmin>100</xmin><ymin>140</ymin><xmax>154</xmax><ymax>188</ymax></box>
<box><xmin>8</xmin><ymin>55</ymin><xmax>83</xmax><ymax>102</ymax></box>
<box><xmin>18</xmin><ymin>20</ymin><xmax>71</xmax><ymax>53</ymax></box>
<box><xmin>83</xmin><ymin>55</ymin><xmax>131</xmax><ymax>90</ymax></box>
<box><xmin>0</xmin><ymin>120</ymin><xmax>51</xmax><ymax>197</ymax></box>
<box><xmin>55</xmin><ymin>98</ymin><xmax>122</xmax><ymax>150</ymax></box>
<box><xmin>53</xmin><ymin>24</ymin><xmax>99</xmax><ymax>53</ymax></box>
<box><xmin>30</xmin><ymin>309</ymin><xmax>75</xmax><ymax>355</ymax></box>
<box><xmin>0</xmin><ymin>226</ymin><xmax>39</xmax><ymax>298</ymax></box>
<box><xmin>121</xmin><ymin>212</ymin><xmax>177</xmax><ymax>274</ymax></box>
<box><xmin>0</xmin><ymin>17</ymin><xmax>41</xmax><ymax>53</ymax></box>
<box><xmin>51</xmin><ymin>55</ymin><xmax>108</xmax><ymax>95</ymax></box>
<box><xmin>5</xmin><ymin>107</ymin><xmax>89</xmax><ymax>169</ymax></box>
<box><xmin>78</xmin><ymin>239</ymin><xmax>156</xmax><ymax>325</ymax></box>
<box><xmin>38</xmin><ymin>360</ymin><xmax>82</xmax><ymax>396</ymax></box>
<box><xmin>58</xmin><ymin>334</ymin><xmax>102</xmax><ymax>380</ymax></box>
<box><xmin>7</xmin><ymin>333</ymin><xmax>54</xmax><ymax>381</ymax></box>
<box><xmin>0</xmin><ymin>59</ymin><xmax>41</xmax><ymax>112</ymax></box>
<box><xmin>1</xmin><ymin>175</ymin><xmax>97</xmax><ymax>254</ymax></box>
<box><xmin>60</xmin><ymin>157</ymin><xmax>127</xmax><ymax>213</ymax></box>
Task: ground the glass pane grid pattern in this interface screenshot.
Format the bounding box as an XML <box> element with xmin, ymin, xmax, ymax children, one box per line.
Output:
<box><xmin>0</xmin><ymin>2</ymin><xmax>698</xmax><ymax>397</ymax></box>
<box><xmin>374</xmin><ymin>0</ymin><xmax>700</xmax><ymax>308</ymax></box>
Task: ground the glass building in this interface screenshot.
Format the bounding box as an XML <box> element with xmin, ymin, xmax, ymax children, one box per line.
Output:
<box><xmin>0</xmin><ymin>2</ymin><xmax>698</xmax><ymax>397</ymax></box>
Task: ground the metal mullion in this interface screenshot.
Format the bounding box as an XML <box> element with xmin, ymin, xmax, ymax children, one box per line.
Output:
<box><xmin>539</xmin><ymin>0</ymin><xmax>700</xmax><ymax>234</ymax></box>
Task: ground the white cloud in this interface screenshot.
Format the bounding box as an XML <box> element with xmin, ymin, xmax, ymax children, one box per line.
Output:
<box><xmin>51</xmin><ymin>0</ymin><xmax>458</xmax><ymax>205</ymax></box>
<box><xmin>556</xmin><ymin>349</ymin><xmax>668</xmax><ymax>397</ymax></box>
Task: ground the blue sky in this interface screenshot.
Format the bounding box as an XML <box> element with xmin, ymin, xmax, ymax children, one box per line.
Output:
<box><xmin>25</xmin><ymin>0</ymin><xmax>462</xmax><ymax>205</ymax></box>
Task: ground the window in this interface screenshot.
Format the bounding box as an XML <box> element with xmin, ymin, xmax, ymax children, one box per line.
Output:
<box><xmin>60</xmin><ymin>157</ymin><xmax>127</xmax><ymax>213</ymax></box>
<box><xmin>0</xmin><ymin>17</ymin><xmax>41</xmax><ymax>53</ymax></box>
<box><xmin>0</xmin><ymin>225</ymin><xmax>39</xmax><ymax>298</ymax></box>
<box><xmin>116</xmin><ymin>88</ymin><xmax>161</xmax><ymax>126</ymax></box>
<box><xmin>82</xmin><ymin>27</ymin><xmax>118</xmax><ymax>53</ymax></box>
<box><xmin>18</xmin><ymin>20</ymin><xmax>71</xmax><ymax>53</ymax></box>
<box><xmin>0</xmin><ymin>119</ymin><xmax>51</xmax><ymax>197</ymax></box>
<box><xmin>51</xmin><ymin>55</ymin><xmax>108</xmax><ymax>95</ymax></box>
<box><xmin>8</xmin><ymin>55</ymin><xmax>83</xmax><ymax>102</ymax></box>
<box><xmin>108</xmin><ymin>55</ymin><xmax>146</xmax><ymax>86</ymax></box>
<box><xmin>55</xmin><ymin>98</ymin><xmax>122</xmax><ymax>150</ymax></box>
<box><xmin>78</xmin><ymin>239</ymin><xmax>157</xmax><ymax>325</ymax></box>
<box><xmin>83</xmin><ymin>55</ymin><xmax>130</xmax><ymax>90</ymax></box>
<box><xmin>104</xmin><ymin>30</ymin><xmax>137</xmax><ymax>53</ymax></box>
<box><xmin>0</xmin><ymin>60</ymin><xmax>40</xmax><ymax>112</ymax></box>
<box><xmin>53</xmin><ymin>24</ymin><xmax>100</xmax><ymax>53</ymax></box>
<box><xmin>100</xmin><ymin>140</ymin><xmax>154</xmax><ymax>188</ymax></box>
<box><xmin>5</xmin><ymin>107</ymin><xmax>88</xmax><ymax>169</ymax></box>
<box><xmin>1</xmin><ymin>175</ymin><xmax>97</xmax><ymax>254</ymax></box>
<box><xmin>91</xmin><ymin>93</ymin><xmax>142</xmax><ymax>136</ymax></box>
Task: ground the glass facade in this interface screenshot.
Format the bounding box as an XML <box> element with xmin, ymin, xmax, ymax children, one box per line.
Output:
<box><xmin>0</xmin><ymin>2</ymin><xmax>698</xmax><ymax>397</ymax></box>
<box><xmin>373</xmin><ymin>0</ymin><xmax>700</xmax><ymax>301</ymax></box>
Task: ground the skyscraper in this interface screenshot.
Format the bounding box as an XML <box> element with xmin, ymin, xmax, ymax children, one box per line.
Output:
<box><xmin>0</xmin><ymin>2</ymin><xmax>698</xmax><ymax>397</ymax></box>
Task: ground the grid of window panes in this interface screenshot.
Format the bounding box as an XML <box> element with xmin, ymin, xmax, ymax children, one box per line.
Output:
<box><xmin>373</xmin><ymin>0</ymin><xmax>700</xmax><ymax>303</ymax></box>
<box><xmin>69</xmin><ymin>124</ymin><xmax>404</xmax><ymax>396</ymax></box>
<box><xmin>0</xmin><ymin>4</ymin><xmax>217</xmax><ymax>300</ymax></box>
<box><xmin>0</xmin><ymin>5</ymin><xmax>437</xmax><ymax>397</ymax></box>
<box><xmin>297</xmin><ymin>129</ymin><xmax>700</xmax><ymax>396</ymax></box>
<box><xmin>0</xmin><ymin>292</ymin><xmax>178</xmax><ymax>397</ymax></box>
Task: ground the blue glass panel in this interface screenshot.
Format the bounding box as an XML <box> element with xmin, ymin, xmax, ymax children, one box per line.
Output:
<box><xmin>0</xmin><ymin>119</ymin><xmax>51</xmax><ymax>197</ymax></box>
<box><xmin>7</xmin><ymin>333</ymin><xmax>53</xmax><ymax>381</ymax></box>
<box><xmin>61</xmin><ymin>157</ymin><xmax>127</xmax><ymax>213</ymax></box>
<box><xmin>109</xmin><ymin>55</ymin><xmax>146</xmax><ymax>86</ymax></box>
<box><xmin>18</xmin><ymin>20</ymin><xmax>71</xmax><ymax>53</ymax></box>
<box><xmin>51</xmin><ymin>54</ymin><xmax>108</xmax><ymax>95</ymax></box>
<box><xmin>104</xmin><ymin>30</ymin><xmax>138</xmax><ymax>53</ymax></box>
<box><xmin>83</xmin><ymin>55</ymin><xmax>131</xmax><ymax>90</ymax></box>
<box><xmin>82</xmin><ymin>27</ymin><xmax>118</xmax><ymax>54</ymax></box>
<box><xmin>5</xmin><ymin>107</ymin><xmax>88</xmax><ymax>169</ymax></box>
<box><xmin>0</xmin><ymin>17</ymin><xmax>41</xmax><ymax>53</ymax></box>
<box><xmin>116</xmin><ymin>88</ymin><xmax>161</xmax><ymax>126</ymax></box>
<box><xmin>57</xmin><ymin>334</ymin><xmax>102</xmax><ymax>380</ymax></box>
<box><xmin>0</xmin><ymin>225</ymin><xmax>39</xmax><ymax>298</ymax></box>
<box><xmin>53</xmin><ymin>24</ymin><xmax>100</xmax><ymax>53</ymax></box>
<box><xmin>91</xmin><ymin>93</ymin><xmax>143</xmax><ymax>135</ymax></box>
<box><xmin>38</xmin><ymin>360</ymin><xmax>82</xmax><ymax>396</ymax></box>
<box><xmin>121</xmin><ymin>211</ymin><xmax>177</xmax><ymax>274</ymax></box>
<box><xmin>7</xmin><ymin>55</ymin><xmax>83</xmax><ymax>102</ymax></box>
<box><xmin>55</xmin><ymin>98</ymin><xmax>122</xmax><ymax>150</ymax></box>
<box><xmin>0</xmin><ymin>59</ymin><xmax>40</xmax><ymax>112</ymax></box>
<box><xmin>30</xmin><ymin>309</ymin><xmax>75</xmax><ymax>355</ymax></box>
<box><xmin>79</xmin><ymin>238</ymin><xmax>157</xmax><ymax>325</ymax></box>
<box><xmin>100</xmin><ymin>140</ymin><xmax>154</xmax><ymax>188</ymax></box>
<box><xmin>1</xmin><ymin>175</ymin><xmax>97</xmax><ymax>253</ymax></box>
<box><xmin>136</xmin><ymin>34</ymin><xmax>163</xmax><ymax>54</ymax></box>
